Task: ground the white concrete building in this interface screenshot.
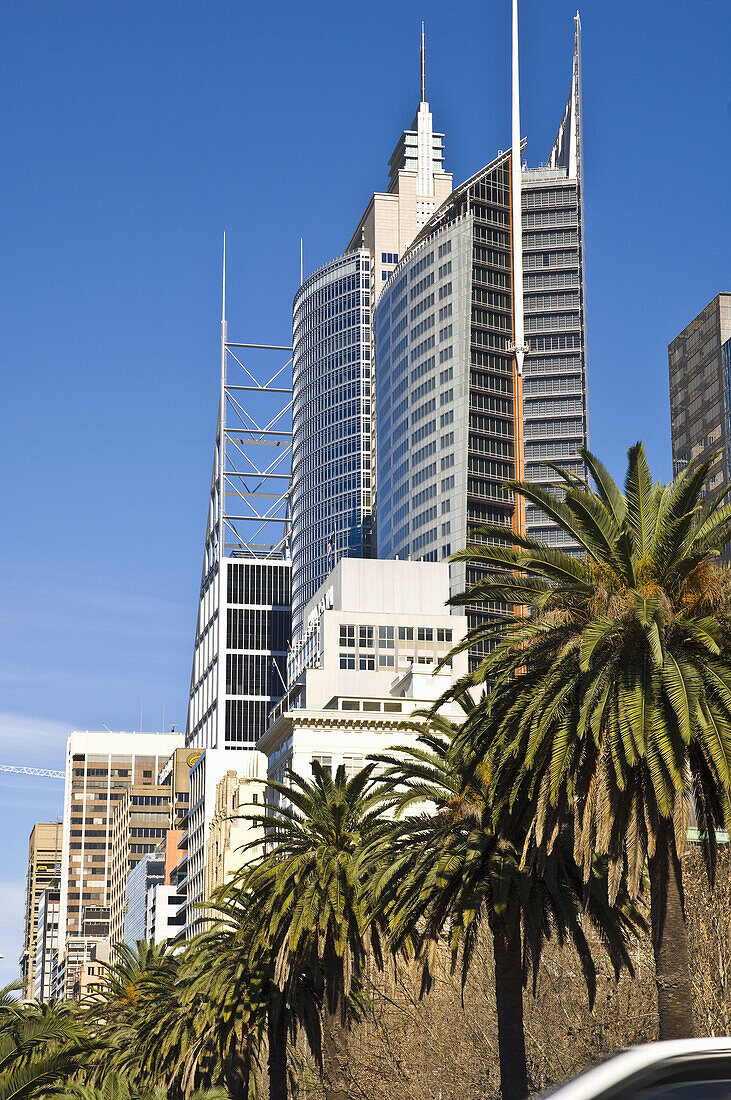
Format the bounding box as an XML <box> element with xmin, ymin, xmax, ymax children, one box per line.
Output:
<box><xmin>146</xmin><ymin>884</ymin><xmax>185</xmax><ymax>944</ymax></box>
<box><xmin>259</xmin><ymin>559</ymin><xmax>468</xmax><ymax>789</ymax></box>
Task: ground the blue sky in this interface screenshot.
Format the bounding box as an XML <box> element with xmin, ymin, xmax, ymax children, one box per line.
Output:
<box><xmin>1</xmin><ymin>0</ymin><xmax>729</xmax><ymax>985</ymax></box>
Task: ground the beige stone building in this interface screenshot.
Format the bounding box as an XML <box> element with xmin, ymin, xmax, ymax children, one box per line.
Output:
<box><xmin>204</xmin><ymin>763</ymin><xmax>266</xmax><ymax>900</ymax></box>
<box><xmin>20</xmin><ymin>822</ymin><xmax>62</xmax><ymax>1000</ymax></box>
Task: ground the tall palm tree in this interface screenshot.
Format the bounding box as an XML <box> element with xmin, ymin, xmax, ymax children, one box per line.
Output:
<box><xmin>244</xmin><ymin>762</ymin><xmax>388</xmax><ymax>1100</ymax></box>
<box><xmin>89</xmin><ymin>933</ymin><xmax>265</xmax><ymax>1100</ymax></box>
<box><xmin>447</xmin><ymin>443</ymin><xmax>731</xmax><ymax>1039</ymax></box>
<box><xmin>0</xmin><ymin>988</ymin><xmax>94</xmax><ymax>1100</ymax></box>
<box><xmin>372</xmin><ymin>714</ymin><xmax>642</xmax><ymax>1100</ymax></box>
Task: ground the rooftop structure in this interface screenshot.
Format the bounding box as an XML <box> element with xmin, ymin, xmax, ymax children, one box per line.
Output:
<box><xmin>186</xmin><ymin>249</ymin><xmax>292</xmax><ymax>751</ymax></box>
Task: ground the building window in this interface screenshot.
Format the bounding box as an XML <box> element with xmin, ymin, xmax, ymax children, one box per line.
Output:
<box><xmin>398</xmin><ymin>627</ymin><xmax>414</xmax><ymax>641</ymax></box>
<box><xmin>312</xmin><ymin>756</ymin><xmax>332</xmax><ymax>776</ymax></box>
<box><xmin>359</xmin><ymin>626</ymin><xmax>374</xmax><ymax>648</ymax></box>
<box><xmin>343</xmin><ymin>754</ymin><xmax>364</xmax><ymax>777</ymax></box>
<box><xmin>417</xmin><ymin>628</ymin><xmax>434</xmax><ymax>642</ymax></box>
<box><xmin>359</xmin><ymin>654</ymin><xmax>375</xmax><ymax>671</ymax></box>
<box><xmin>378</xmin><ymin>654</ymin><xmax>395</xmax><ymax>668</ymax></box>
<box><xmin>339</xmin><ymin>653</ymin><xmax>356</xmax><ymax>670</ymax></box>
<box><xmin>378</xmin><ymin>627</ymin><xmax>395</xmax><ymax>649</ymax></box>
<box><xmin>339</xmin><ymin>625</ymin><xmax>356</xmax><ymax>648</ymax></box>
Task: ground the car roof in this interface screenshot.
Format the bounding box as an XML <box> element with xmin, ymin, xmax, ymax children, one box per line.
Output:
<box><xmin>542</xmin><ymin>1039</ymin><xmax>731</xmax><ymax>1100</ymax></box>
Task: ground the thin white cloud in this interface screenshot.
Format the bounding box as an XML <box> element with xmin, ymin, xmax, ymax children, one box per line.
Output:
<box><xmin>0</xmin><ymin>713</ymin><xmax>70</xmax><ymax>760</ymax></box>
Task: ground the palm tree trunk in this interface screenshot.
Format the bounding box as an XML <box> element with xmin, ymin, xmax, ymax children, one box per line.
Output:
<box><xmin>491</xmin><ymin>914</ymin><xmax>528</xmax><ymax>1100</ymax></box>
<box><xmin>648</xmin><ymin>818</ymin><xmax>695</xmax><ymax>1039</ymax></box>
<box><xmin>268</xmin><ymin>994</ymin><xmax>288</xmax><ymax>1100</ymax></box>
<box><xmin>321</xmin><ymin>945</ymin><xmax>350</xmax><ymax>1100</ymax></box>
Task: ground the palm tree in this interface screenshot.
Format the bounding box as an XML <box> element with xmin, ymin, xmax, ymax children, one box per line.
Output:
<box><xmin>89</xmin><ymin>934</ymin><xmax>265</xmax><ymax>1100</ymax></box>
<box><xmin>372</xmin><ymin>713</ymin><xmax>642</xmax><ymax>1100</ymax></box>
<box><xmin>447</xmin><ymin>443</ymin><xmax>731</xmax><ymax>1039</ymax></box>
<box><xmin>0</xmin><ymin>987</ymin><xmax>94</xmax><ymax>1100</ymax></box>
<box><xmin>244</xmin><ymin>762</ymin><xmax>388</xmax><ymax>1100</ymax></box>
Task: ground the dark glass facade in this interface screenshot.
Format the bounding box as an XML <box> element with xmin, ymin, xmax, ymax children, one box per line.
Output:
<box><xmin>223</xmin><ymin>560</ymin><xmax>290</xmax><ymax>745</ymax></box>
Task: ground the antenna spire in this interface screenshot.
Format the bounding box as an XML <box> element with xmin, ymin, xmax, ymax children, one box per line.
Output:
<box><xmin>221</xmin><ymin>231</ymin><xmax>227</xmax><ymax>326</ymax></box>
<box><xmin>420</xmin><ymin>22</ymin><xmax>426</xmax><ymax>102</ymax></box>
<box><xmin>511</xmin><ymin>0</ymin><xmax>525</xmax><ymax>376</ymax></box>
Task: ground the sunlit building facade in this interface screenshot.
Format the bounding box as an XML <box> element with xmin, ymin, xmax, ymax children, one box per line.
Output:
<box><xmin>290</xmin><ymin>37</ymin><xmax>453</xmax><ymax>642</ymax></box>
<box><xmin>374</xmin><ymin>17</ymin><xmax>589</xmax><ymax>659</ymax></box>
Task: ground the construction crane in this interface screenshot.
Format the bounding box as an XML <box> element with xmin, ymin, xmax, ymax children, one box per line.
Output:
<box><xmin>0</xmin><ymin>764</ymin><xmax>64</xmax><ymax>779</ymax></box>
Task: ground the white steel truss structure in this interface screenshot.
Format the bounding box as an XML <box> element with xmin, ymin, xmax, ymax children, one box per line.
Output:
<box><xmin>186</xmin><ymin>240</ymin><xmax>293</xmax><ymax>752</ymax></box>
<box><xmin>0</xmin><ymin>765</ymin><xmax>65</xmax><ymax>779</ymax></box>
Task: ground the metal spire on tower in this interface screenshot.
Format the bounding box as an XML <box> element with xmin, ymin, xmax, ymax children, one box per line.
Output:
<box><xmin>511</xmin><ymin>0</ymin><xmax>526</xmax><ymax>378</ymax></box>
<box><xmin>510</xmin><ymin>0</ymin><xmax>527</xmax><ymax>540</ymax></box>
<box><xmin>420</xmin><ymin>22</ymin><xmax>426</xmax><ymax>102</ymax></box>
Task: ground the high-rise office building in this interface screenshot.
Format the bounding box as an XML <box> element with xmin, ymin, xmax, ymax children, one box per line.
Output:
<box><xmin>20</xmin><ymin>822</ymin><xmax>62</xmax><ymax>1000</ymax></box>
<box><xmin>183</xmin><ymin>274</ymin><xmax>293</xmax><ymax>929</ymax></box>
<box><xmin>669</xmin><ymin>293</ymin><xmax>731</xmax><ymax>505</ymax></box>
<box><xmin>109</xmin><ymin>785</ymin><xmax>172</xmax><ymax>947</ymax></box>
<box><xmin>522</xmin><ymin>16</ymin><xmax>589</xmax><ymax>544</ymax></box>
<box><xmin>291</xmin><ymin>252</ymin><xmax>373</xmax><ymax>638</ymax></box>
<box><xmin>187</xmin><ymin>559</ymin><xmax>291</xmax><ymax>750</ymax></box>
<box><xmin>58</xmin><ymin>731</ymin><xmax>182</xmax><ymax>958</ymax></box>
<box><xmin>123</xmin><ymin>850</ymin><xmax>165</xmax><ymax>945</ymax></box>
<box><xmin>290</xmin><ymin>35</ymin><xmax>453</xmax><ymax>641</ymax></box>
<box><xmin>375</xmin><ymin>150</ymin><xmax>516</xmax><ymax>605</ymax></box>
<box><xmin>374</xmin><ymin>17</ymin><xmax>589</xmax><ymax>652</ymax></box>
<box><xmin>33</xmin><ymin>886</ymin><xmax>60</xmax><ymax>1002</ymax></box>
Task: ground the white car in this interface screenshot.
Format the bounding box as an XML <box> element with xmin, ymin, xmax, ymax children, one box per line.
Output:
<box><xmin>541</xmin><ymin>1039</ymin><xmax>731</xmax><ymax>1100</ymax></box>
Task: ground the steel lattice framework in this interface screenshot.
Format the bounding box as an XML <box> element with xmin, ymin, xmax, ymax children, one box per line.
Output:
<box><xmin>185</xmin><ymin>239</ymin><xmax>293</xmax><ymax>753</ymax></box>
<box><xmin>202</xmin><ymin>240</ymin><xmax>293</xmax><ymax>570</ymax></box>
<box><xmin>0</xmin><ymin>765</ymin><xmax>64</xmax><ymax>779</ymax></box>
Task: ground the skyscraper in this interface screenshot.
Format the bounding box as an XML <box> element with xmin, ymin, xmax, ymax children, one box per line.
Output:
<box><xmin>34</xmin><ymin>886</ymin><xmax>60</xmax><ymax>1002</ymax></box>
<box><xmin>522</xmin><ymin>16</ymin><xmax>589</xmax><ymax>545</ymax></box>
<box><xmin>669</xmin><ymin>293</ymin><xmax>731</xmax><ymax>501</ymax></box>
<box><xmin>289</xmin><ymin>34</ymin><xmax>453</xmax><ymax>641</ymax></box>
<box><xmin>186</xmin><ymin>264</ymin><xmax>292</xmax><ymax>750</ymax></box>
<box><xmin>374</xmin><ymin>15</ymin><xmax>589</xmax><ymax>657</ymax></box>
<box><xmin>58</xmin><ymin>730</ymin><xmax>182</xmax><ymax>959</ymax></box>
<box><xmin>20</xmin><ymin>822</ymin><xmax>62</xmax><ymax>1000</ymax></box>
<box><xmin>182</xmin><ymin>271</ymin><xmax>293</xmax><ymax>933</ymax></box>
<box><xmin>109</xmin><ymin>784</ymin><xmax>173</xmax><ymax>947</ymax></box>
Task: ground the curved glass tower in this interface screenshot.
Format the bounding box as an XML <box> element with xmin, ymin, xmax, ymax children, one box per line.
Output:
<box><xmin>290</xmin><ymin>250</ymin><xmax>373</xmax><ymax>639</ymax></box>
